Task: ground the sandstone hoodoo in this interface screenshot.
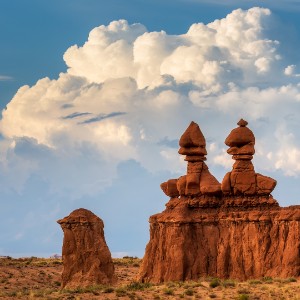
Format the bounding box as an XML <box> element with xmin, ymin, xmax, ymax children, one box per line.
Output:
<box><xmin>57</xmin><ymin>208</ymin><xmax>116</xmax><ymax>288</ymax></box>
<box><xmin>221</xmin><ymin>119</ymin><xmax>277</xmax><ymax>206</ymax></box>
<box><xmin>160</xmin><ymin>121</ymin><xmax>221</xmax><ymax>209</ymax></box>
<box><xmin>139</xmin><ymin>120</ymin><xmax>300</xmax><ymax>283</ymax></box>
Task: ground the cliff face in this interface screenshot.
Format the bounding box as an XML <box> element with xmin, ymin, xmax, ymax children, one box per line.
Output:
<box><xmin>57</xmin><ymin>208</ymin><xmax>116</xmax><ymax>288</ymax></box>
<box><xmin>140</xmin><ymin>201</ymin><xmax>300</xmax><ymax>282</ymax></box>
<box><xmin>139</xmin><ymin>120</ymin><xmax>300</xmax><ymax>283</ymax></box>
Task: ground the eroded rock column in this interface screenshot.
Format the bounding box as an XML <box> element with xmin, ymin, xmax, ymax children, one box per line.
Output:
<box><xmin>57</xmin><ymin>208</ymin><xmax>116</xmax><ymax>288</ymax></box>
<box><xmin>221</xmin><ymin>119</ymin><xmax>278</xmax><ymax>206</ymax></box>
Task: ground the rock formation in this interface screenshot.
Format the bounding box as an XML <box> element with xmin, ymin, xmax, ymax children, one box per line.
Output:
<box><xmin>221</xmin><ymin>119</ymin><xmax>277</xmax><ymax>205</ymax></box>
<box><xmin>160</xmin><ymin>121</ymin><xmax>221</xmax><ymax>209</ymax></box>
<box><xmin>57</xmin><ymin>208</ymin><xmax>116</xmax><ymax>288</ymax></box>
<box><xmin>139</xmin><ymin>120</ymin><xmax>300</xmax><ymax>283</ymax></box>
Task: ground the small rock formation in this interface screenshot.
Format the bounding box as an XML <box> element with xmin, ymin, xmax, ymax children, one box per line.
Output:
<box><xmin>57</xmin><ymin>208</ymin><xmax>116</xmax><ymax>288</ymax></box>
<box><xmin>139</xmin><ymin>120</ymin><xmax>300</xmax><ymax>283</ymax></box>
<box><xmin>160</xmin><ymin>121</ymin><xmax>221</xmax><ymax>209</ymax></box>
<box><xmin>222</xmin><ymin>119</ymin><xmax>277</xmax><ymax>205</ymax></box>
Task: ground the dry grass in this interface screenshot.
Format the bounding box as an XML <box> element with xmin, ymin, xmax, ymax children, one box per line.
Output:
<box><xmin>0</xmin><ymin>256</ymin><xmax>299</xmax><ymax>299</ymax></box>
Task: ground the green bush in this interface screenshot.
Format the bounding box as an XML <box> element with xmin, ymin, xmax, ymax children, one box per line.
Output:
<box><xmin>248</xmin><ymin>279</ymin><xmax>262</xmax><ymax>285</ymax></box>
<box><xmin>209</xmin><ymin>278</ymin><xmax>221</xmax><ymax>288</ymax></box>
<box><xmin>127</xmin><ymin>281</ymin><xmax>152</xmax><ymax>290</ymax></box>
<box><xmin>103</xmin><ymin>287</ymin><xmax>114</xmax><ymax>293</ymax></box>
<box><xmin>262</xmin><ymin>276</ymin><xmax>273</xmax><ymax>283</ymax></box>
<box><xmin>115</xmin><ymin>287</ymin><xmax>127</xmax><ymax>297</ymax></box>
<box><xmin>223</xmin><ymin>279</ymin><xmax>236</xmax><ymax>287</ymax></box>
<box><xmin>185</xmin><ymin>288</ymin><xmax>194</xmax><ymax>296</ymax></box>
<box><xmin>237</xmin><ymin>294</ymin><xmax>249</xmax><ymax>300</ymax></box>
<box><xmin>163</xmin><ymin>288</ymin><xmax>174</xmax><ymax>295</ymax></box>
<box><xmin>285</xmin><ymin>277</ymin><xmax>297</xmax><ymax>283</ymax></box>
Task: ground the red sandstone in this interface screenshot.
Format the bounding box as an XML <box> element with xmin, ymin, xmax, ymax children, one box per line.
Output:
<box><xmin>57</xmin><ymin>208</ymin><xmax>116</xmax><ymax>288</ymax></box>
<box><xmin>139</xmin><ymin>120</ymin><xmax>300</xmax><ymax>283</ymax></box>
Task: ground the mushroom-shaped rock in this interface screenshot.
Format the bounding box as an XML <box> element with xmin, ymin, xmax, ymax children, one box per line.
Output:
<box><xmin>178</xmin><ymin>121</ymin><xmax>207</xmax><ymax>159</ymax></box>
<box><xmin>57</xmin><ymin>208</ymin><xmax>116</xmax><ymax>288</ymax></box>
<box><xmin>221</xmin><ymin>119</ymin><xmax>277</xmax><ymax>197</ymax></box>
<box><xmin>225</xmin><ymin>119</ymin><xmax>255</xmax><ymax>157</ymax></box>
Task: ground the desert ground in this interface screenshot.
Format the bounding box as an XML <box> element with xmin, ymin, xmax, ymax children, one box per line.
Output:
<box><xmin>0</xmin><ymin>256</ymin><xmax>299</xmax><ymax>300</ymax></box>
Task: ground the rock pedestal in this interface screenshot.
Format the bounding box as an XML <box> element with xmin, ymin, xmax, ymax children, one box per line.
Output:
<box><xmin>57</xmin><ymin>208</ymin><xmax>116</xmax><ymax>288</ymax></box>
<box><xmin>139</xmin><ymin>120</ymin><xmax>300</xmax><ymax>283</ymax></box>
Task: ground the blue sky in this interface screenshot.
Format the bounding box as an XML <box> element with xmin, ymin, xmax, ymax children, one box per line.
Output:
<box><xmin>1</xmin><ymin>0</ymin><xmax>300</xmax><ymax>257</ymax></box>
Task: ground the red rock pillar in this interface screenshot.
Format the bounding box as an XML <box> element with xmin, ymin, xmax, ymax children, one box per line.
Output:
<box><xmin>57</xmin><ymin>208</ymin><xmax>116</xmax><ymax>289</ymax></box>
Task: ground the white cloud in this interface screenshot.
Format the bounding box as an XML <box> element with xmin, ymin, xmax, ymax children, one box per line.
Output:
<box><xmin>185</xmin><ymin>1</ymin><xmax>300</xmax><ymax>12</ymax></box>
<box><xmin>0</xmin><ymin>75</ymin><xmax>13</xmax><ymax>81</ymax></box>
<box><xmin>1</xmin><ymin>7</ymin><xmax>300</xmax><ymax>200</ymax></box>
<box><xmin>284</xmin><ymin>64</ymin><xmax>300</xmax><ymax>77</ymax></box>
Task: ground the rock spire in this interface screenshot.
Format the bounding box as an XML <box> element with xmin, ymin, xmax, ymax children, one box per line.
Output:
<box><xmin>222</xmin><ymin>119</ymin><xmax>277</xmax><ymax>205</ymax></box>
<box><xmin>161</xmin><ymin>121</ymin><xmax>221</xmax><ymax>202</ymax></box>
<box><xmin>57</xmin><ymin>208</ymin><xmax>116</xmax><ymax>289</ymax></box>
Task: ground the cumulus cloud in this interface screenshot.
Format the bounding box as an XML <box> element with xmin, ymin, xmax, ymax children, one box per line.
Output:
<box><xmin>284</xmin><ymin>64</ymin><xmax>300</xmax><ymax>77</ymax></box>
<box><xmin>1</xmin><ymin>7</ymin><xmax>300</xmax><ymax>201</ymax></box>
<box><xmin>186</xmin><ymin>0</ymin><xmax>300</xmax><ymax>11</ymax></box>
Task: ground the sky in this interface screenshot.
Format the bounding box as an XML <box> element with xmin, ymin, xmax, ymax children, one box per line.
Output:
<box><xmin>1</xmin><ymin>0</ymin><xmax>300</xmax><ymax>258</ymax></box>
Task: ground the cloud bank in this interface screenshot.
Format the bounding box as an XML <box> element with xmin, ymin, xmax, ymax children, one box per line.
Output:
<box><xmin>1</xmin><ymin>7</ymin><xmax>300</xmax><ymax>255</ymax></box>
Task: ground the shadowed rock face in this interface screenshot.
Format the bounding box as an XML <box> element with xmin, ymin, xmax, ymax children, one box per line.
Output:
<box><xmin>57</xmin><ymin>208</ymin><xmax>116</xmax><ymax>288</ymax></box>
<box><xmin>139</xmin><ymin>120</ymin><xmax>300</xmax><ymax>283</ymax></box>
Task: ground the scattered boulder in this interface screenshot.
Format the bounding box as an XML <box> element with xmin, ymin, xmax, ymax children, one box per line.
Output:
<box><xmin>57</xmin><ymin>208</ymin><xmax>116</xmax><ymax>288</ymax></box>
<box><xmin>139</xmin><ymin>120</ymin><xmax>300</xmax><ymax>283</ymax></box>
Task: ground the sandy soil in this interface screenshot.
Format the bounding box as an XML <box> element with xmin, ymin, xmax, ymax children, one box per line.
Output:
<box><xmin>0</xmin><ymin>256</ymin><xmax>299</xmax><ymax>299</ymax></box>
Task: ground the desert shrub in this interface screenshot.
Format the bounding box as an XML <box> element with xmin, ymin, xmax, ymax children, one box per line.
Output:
<box><xmin>115</xmin><ymin>287</ymin><xmax>127</xmax><ymax>297</ymax></box>
<box><xmin>262</xmin><ymin>276</ymin><xmax>273</xmax><ymax>283</ymax></box>
<box><xmin>166</xmin><ymin>281</ymin><xmax>176</xmax><ymax>288</ymax></box>
<box><xmin>123</xmin><ymin>256</ymin><xmax>138</xmax><ymax>259</ymax></box>
<box><xmin>53</xmin><ymin>280</ymin><xmax>61</xmax><ymax>287</ymax></box>
<box><xmin>163</xmin><ymin>288</ymin><xmax>174</xmax><ymax>295</ymax></box>
<box><xmin>37</xmin><ymin>261</ymin><xmax>47</xmax><ymax>266</ymax></box>
<box><xmin>191</xmin><ymin>282</ymin><xmax>202</xmax><ymax>287</ymax></box>
<box><xmin>237</xmin><ymin>294</ymin><xmax>249</xmax><ymax>300</ymax></box>
<box><xmin>128</xmin><ymin>292</ymin><xmax>136</xmax><ymax>300</ymax></box>
<box><xmin>209</xmin><ymin>278</ymin><xmax>221</xmax><ymax>288</ymax></box>
<box><xmin>285</xmin><ymin>277</ymin><xmax>297</xmax><ymax>283</ymax></box>
<box><xmin>113</xmin><ymin>257</ymin><xmax>142</xmax><ymax>267</ymax></box>
<box><xmin>127</xmin><ymin>281</ymin><xmax>152</xmax><ymax>290</ymax></box>
<box><xmin>7</xmin><ymin>291</ymin><xmax>17</xmax><ymax>297</ymax></box>
<box><xmin>185</xmin><ymin>288</ymin><xmax>194</xmax><ymax>296</ymax></box>
<box><xmin>238</xmin><ymin>288</ymin><xmax>250</xmax><ymax>294</ymax></box>
<box><xmin>223</xmin><ymin>279</ymin><xmax>236</xmax><ymax>287</ymax></box>
<box><xmin>103</xmin><ymin>287</ymin><xmax>114</xmax><ymax>293</ymax></box>
<box><xmin>248</xmin><ymin>279</ymin><xmax>262</xmax><ymax>285</ymax></box>
<box><xmin>86</xmin><ymin>285</ymin><xmax>105</xmax><ymax>294</ymax></box>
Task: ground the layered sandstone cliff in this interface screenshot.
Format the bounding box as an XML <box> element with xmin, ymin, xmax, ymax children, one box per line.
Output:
<box><xmin>139</xmin><ymin>120</ymin><xmax>300</xmax><ymax>283</ymax></box>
